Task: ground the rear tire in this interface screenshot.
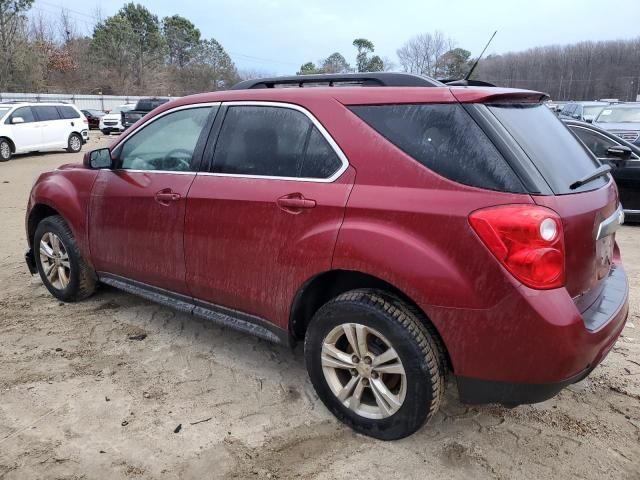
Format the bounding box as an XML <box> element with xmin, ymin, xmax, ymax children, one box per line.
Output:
<box><xmin>0</xmin><ymin>139</ymin><xmax>11</xmax><ymax>161</ymax></box>
<box><xmin>34</xmin><ymin>215</ymin><xmax>96</xmax><ymax>302</ymax></box>
<box><xmin>304</xmin><ymin>289</ymin><xmax>444</xmax><ymax>440</ymax></box>
<box><xmin>67</xmin><ymin>133</ymin><xmax>82</xmax><ymax>153</ymax></box>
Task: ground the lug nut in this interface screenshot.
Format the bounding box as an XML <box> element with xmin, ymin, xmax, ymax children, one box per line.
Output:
<box><xmin>362</xmin><ymin>378</ymin><xmax>369</xmax><ymax>386</ymax></box>
<box><xmin>350</xmin><ymin>369</ymin><xmax>357</xmax><ymax>377</ymax></box>
<box><xmin>363</xmin><ymin>356</ymin><xmax>372</xmax><ymax>365</ymax></box>
<box><xmin>352</xmin><ymin>355</ymin><xmax>359</xmax><ymax>364</ymax></box>
<box><xmin>371</xmin><ymin>371</ymin><xmax>379</xmax><ymax>379</ymax></box>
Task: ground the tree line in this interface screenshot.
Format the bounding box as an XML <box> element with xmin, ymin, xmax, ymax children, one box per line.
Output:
<box><xmin>0</xmin><ymin>0</ymin><xmax>239</xmax><ymax>95</ymax></box>
<box><xmin>1</xmin><ymin>1</ymin><xmax>639</xmax><ymax>100</ymax></box>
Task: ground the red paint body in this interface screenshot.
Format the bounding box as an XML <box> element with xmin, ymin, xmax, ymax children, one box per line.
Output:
<box><xmin>26</xmin><ymin>85</ymin><xmax>628</xmax><ymax>390</ymax></box>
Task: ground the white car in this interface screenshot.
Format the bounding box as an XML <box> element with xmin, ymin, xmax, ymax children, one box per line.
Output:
<box><xmin>0</xmin><ymin>102</ymin><xmax>88</xmax><ymax>162</ymax></box>
<box><xmin>99</xmin><ymin>104</ymin><xmax>136</xmax><ymax>135</ymax></box>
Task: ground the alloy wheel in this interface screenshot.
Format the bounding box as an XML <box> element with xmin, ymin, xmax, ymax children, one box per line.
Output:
<box><xmin>0</xmin><ymin>141</ymin><xmax>10</xmax><ymax>160</ymax></box>
<box><xmin>39</xmin><ymin>232</ymin><xmax>71</xmax><ymax>290</ymax></box>
<box><xmin>321</xmin><ymin>323</ymin><xmax>407</xmax><ymax>419</ymax></box>
<box><xmin>70</xmin><ymin>135</ymin><xmax>81</xmax><ymax>152</ymax></box>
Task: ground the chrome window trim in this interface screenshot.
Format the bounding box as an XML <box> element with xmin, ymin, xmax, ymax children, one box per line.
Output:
<box><xmin>198</xmin><ymin>100</ymin><xmax>350</xmax><ymax>183</ymax></box>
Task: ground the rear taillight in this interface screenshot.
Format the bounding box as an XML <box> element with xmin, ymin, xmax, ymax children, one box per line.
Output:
<box><xmin>469</xmin><ymin>205</ymin><xmax>565</xmax><ymax>289</ymax></box>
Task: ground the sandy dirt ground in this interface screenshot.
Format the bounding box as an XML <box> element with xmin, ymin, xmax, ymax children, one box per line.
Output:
<box><xmin>0</xmin><ymin>134</ymin><xmax>639</xmax><ymax>479</ymax></box>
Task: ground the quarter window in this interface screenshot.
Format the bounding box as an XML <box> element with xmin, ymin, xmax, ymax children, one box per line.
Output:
<box><xmin>33</xmin><ymin>106</ymin><xmax>61</xmax><ymax>121</ymax></box>
<box><xmin>58</xmin><ymin>106</ymin><xmax>81</xmax><ymax>119</ymax></box>
<box><xmin>118</xmin><ymin>106</ymin><xmax>213</xmax><ymax>172</ymax></box>
<box><xmin>211</xmin><ymin>105</ymin><xmax>343</xmax><ymax>179</ymax></box>
<box><xmin>350</xmin><ymin>103</ymin><xmax>524</xmax><ymax>192</ymax></box>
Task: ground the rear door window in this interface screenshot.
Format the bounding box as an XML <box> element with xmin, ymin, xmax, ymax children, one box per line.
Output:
<box><xmin>350</xmin><ymin>103</ymin><xmax>524</xmax><ymax>192</ymax></box>
<box><xmin>33</xmin><ymin>106</ymin><xmax>62</xmax><ymax>121</ymax></box>
<box><xmin>211</xmin><ymin>105</ymin><xmax>343</xmax><ymax>179</ymax></box>
<box><xmin>488</xmin><ymin>104</ymin><xmax>607</xmax><ymax>193</ymax></box>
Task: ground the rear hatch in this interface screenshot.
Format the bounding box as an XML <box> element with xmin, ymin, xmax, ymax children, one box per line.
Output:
<box><xmin>485</xmin><ymin>102</ymin><xmax>621</xmax><ymax>305</ymax></box>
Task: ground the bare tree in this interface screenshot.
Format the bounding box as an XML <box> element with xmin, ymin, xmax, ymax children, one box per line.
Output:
<box><xmin>397</xmin><ymin>31</ymin><xmax>454</xmax><ymax>77</ymax></box>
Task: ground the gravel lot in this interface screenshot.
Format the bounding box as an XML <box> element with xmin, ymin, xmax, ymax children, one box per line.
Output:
<box><xmin>1</xmin><ymin>133</ymin><xmax>639</xmax><ymax>479</ymax></box>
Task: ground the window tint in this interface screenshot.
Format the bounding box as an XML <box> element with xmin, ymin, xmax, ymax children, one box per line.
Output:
<box><xmin>350</xmin><ymin>103</ymin><xmax>524</xmax><ymax>192</ymax></box>
<box><xmin>58</xmin><ymin>106</ymin><xmax>80</xmax><ymax>119</ymax></box>
<box><xmin>33</xmin><ymin>106</ymin><xmax>61</xmax><ymax>121</ymax></box>
<box><xmin>119</xmin><ymin>107</ymin><xmax>213</xmax><ymax>172</ymax></box>
<box><xmin>488</xmin><ymin>104</ymin><xmax>607</xmax><ymax>193</ymax></box>
<box><xmin>7</xmin><ymin>106</ymin><xmax>35</xmax><ymax>123</ymax></box>
<box><xmin>301</xmin><ymin>127</ymin><xmax>342</xmax><ymax>178</ymax></box>
<box><xmin>212</xmin><ymin>105</ymin><xmax>342</xmax><ymax>179</ymax></box>
<box><xmin>570</xmin><ymin>127</ymin><xmax>618</xmax><ymax>158</ymax></box>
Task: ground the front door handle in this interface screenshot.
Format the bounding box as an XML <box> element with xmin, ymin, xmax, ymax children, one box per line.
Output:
<box><xmin>155</xmin><ymin>189</ymin><xmax>181</xmax><ymax>206</ymax></box>
<box><xmin>277</xmin><ymin>193</ymin><xmax>316</xmax><ymax>213</ymax></box>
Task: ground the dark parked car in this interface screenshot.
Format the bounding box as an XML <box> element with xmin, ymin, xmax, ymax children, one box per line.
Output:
<box><xmin>24</xmin><ymin>73</ymin><xmax>628</xmax><ymax>440</ymax></box>
<box><xmin>121</xmin><ymin>97</ymin><xmax>170</xmax><ymax>130</ymax></box>
<box><xmin>565</xmin><ymin>119</ymin><xmax>640</xmax><ymax>221</ymax></box>
<box><xmin>559</xmin><ymin>101</ymin><xmax>608</xmax><ymax>123</ymax></box>
<box><xmin>594</xmin><ymin>103</ymin><xmax>640</xmax><ymax>146</ymax></box>
<box><xmin>81</xmin><ymin>109</ymin><xmax>105</xmax><ymax>129</ymax></box>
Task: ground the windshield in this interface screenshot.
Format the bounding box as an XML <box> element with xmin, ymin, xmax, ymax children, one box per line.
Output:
<box><xmin>488</xmin><ymin>103</ymin><xmax>607</xmax><ymax>194</ymax></box>
<box><xmin>583</xmin><ymin>105</ymin><xmax>605</xmax><ymax>117</ymax></box>
<box><xmin>596</xmin><ymin>106</ymin><xmax>640</xmax><ymax>123</ymax></box>
<box><xmin>0</xmin><ymin>107</ymin><xmax>11</xmax><ymax>120</ymax></box>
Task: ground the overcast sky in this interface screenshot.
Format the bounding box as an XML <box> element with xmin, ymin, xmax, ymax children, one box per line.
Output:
<box><xmin>32</xmin><ymin>0</ymin><xmax>640</xmax><ymax>75</ymax></box>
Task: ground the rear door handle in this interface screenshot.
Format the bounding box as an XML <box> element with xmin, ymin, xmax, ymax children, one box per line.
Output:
<box><xmin>277</xmin><ymin>193</ymin><xmax>316</xmax><ymax>213</ymax></box>
<box><xmin>155</xmin><ymin>189</ymin><xmax>181</xmax><ymax>205</ymax></box>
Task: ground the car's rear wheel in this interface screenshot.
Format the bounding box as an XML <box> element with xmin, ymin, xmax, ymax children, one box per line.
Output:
<box><xmin>34</xmin><ymin>215</ymin><xmax>96</xmax><ymax>302</ymax></box>
<box><xmin>304</xmin><ymin>290</ymin><xmax>444</xmax><ymax>440</ymax></box>
<box><xmin>0</xmin><ymin>139</ymin><xmax>12</xmax><ymax>161</ymax></box>
<box><xmin>67</xmin><ymin>133</ymin><xmax>82</xmax><ymax>153</ymax></box>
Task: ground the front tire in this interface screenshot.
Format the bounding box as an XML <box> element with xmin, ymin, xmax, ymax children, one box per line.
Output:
<box><xmin>0</xmin><ymin>139</ymin><xmax>12</xmax><ymax>161</ymax></box>
<box><xmin>67</xmin><ymin>133</ymin><xmax>82</xmax><ymax>153</ymax></box>
<box><xmin>34</xmin><ymin>215</ymin><xmax>96</xmax><ymax>302</ymax></box>
<box><xmin>305</xmin><ymin>290</ymin><xmax>444</xmax><ymax>440</ymax></box>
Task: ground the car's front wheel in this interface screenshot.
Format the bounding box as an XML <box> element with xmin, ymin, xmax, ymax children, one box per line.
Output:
<box><xmin>0</xmin><ymin>139</ymin><xmax>12</xmax><ymax>161</ymax></box>
<box><xmin>34</xmin><ymin>215</ymin><xmax>96</xmax><ymax>302</ymax></box>
<box><xmin>67</xmin><ymin>133</ymin><xmax>82</xmax><ymax>153</ymax></box>
<box><xmin>305</xmin><ymin>290</ymin><xmax>444</xmax><ymax>440</ymax></box>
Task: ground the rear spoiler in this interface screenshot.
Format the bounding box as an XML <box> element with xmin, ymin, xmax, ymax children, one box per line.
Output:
<box><xmin>451</xmin><ymin>88</ymin><xmax>549</xmax><ymax>104</ymax></box>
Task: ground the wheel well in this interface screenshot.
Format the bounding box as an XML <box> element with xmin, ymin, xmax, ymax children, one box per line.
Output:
<box><xmin>0</xmin><ymin>136</ymin><xmax>15</xmax><ymax>153</ymax></box>
<box><xmin>28</xmin><ymin>204</ymin><xmax>59</xmax><ymax>246</ymax></box>
<box><xmin>289</xmin><ymin>269</ymin><xmax>451</xmax><ymax>368</ymax></box>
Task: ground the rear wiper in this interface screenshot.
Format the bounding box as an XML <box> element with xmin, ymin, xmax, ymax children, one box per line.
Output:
<box><xmin>569</xmin><ymin>164</ymin><xmax>611</xmax><ymax>190</ymax></box>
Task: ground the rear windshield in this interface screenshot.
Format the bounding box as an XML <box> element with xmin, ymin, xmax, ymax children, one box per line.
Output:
<box><xmin>487</xmin><ymin>103</ymin><xmax>607</xmax><ymax>193</ymax></box>
<box><xmin>349</xmin><ymin>103</ymin><xmax>525</xmax><ymax>192</ymax></box>
<box><xmin>136</xmin><ymin>99</ymin><xmax>169</xmax><ymax>111</ymax></box>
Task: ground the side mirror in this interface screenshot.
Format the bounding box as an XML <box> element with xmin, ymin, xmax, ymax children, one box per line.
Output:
<box><xmin>85</xmin><ymin>148</ymin><xmax>113</xmax><ymax>169</ymax></box>
<box><xmin>585</xmin><ymin>118</ymin><xmax>593</xmax><ymax>123</ymax></box>
<box><xmin>572</xmin><ymin>113</ymin><xmax>581</xmax><ymax>119</ymax></box>
<box><xmin>11</xmin><ymin>117</ymin><xmax>24</xmax><ymax>124</ymax></box>
<box><xmin>606</xmin><ymin>145</ymin><xmax>632</xmax><ymax>160</ymax></box>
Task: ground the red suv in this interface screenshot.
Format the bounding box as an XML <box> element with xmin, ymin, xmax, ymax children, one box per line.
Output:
<box><xmin>25</xmin><ymin>73</ymin><xmax>629</xmax><ymax>440</ymax></box>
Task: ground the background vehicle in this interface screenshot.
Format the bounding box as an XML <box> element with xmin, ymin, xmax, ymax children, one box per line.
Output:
<box><xmin>546</xmin><ymin>101</ymin><xmax>566</xmax><ymax>114</ymax></box>
<box><xmin>99</xmin><ymin>103</ymin><xmax>136</xmax><ymax>135</ymax></box>
<box><xmin>121</xmin><ymin>97</ymin><xmax>170</xmax><ymax>131</ymax></box>
<box><xmin>594</xmin><ymin>103</ymin><xmax>640</xmax><ymax>146</ymax></box>
<box><xmin>565</xmin><ymin>119</ymin><xmax>640</xmax><ymax>221</ymax></box>
<box><xmin>0</xmin><ymin>102</ymin><xmax>88</xmax><ymax>161</ymax></box>
<box><xmin>559</xmin><ymin>101</ymin><xmax>608</xmax><ymax>122</ymax></box>
<box><xmin>24</xmin><ymin>73</ymin><xmax>628</xmax><ymax>440</ymax></box>
<box><xmin>81</xmin><ymin>109</ymin><xmax>105</xmax><ymax>129</ymax></box>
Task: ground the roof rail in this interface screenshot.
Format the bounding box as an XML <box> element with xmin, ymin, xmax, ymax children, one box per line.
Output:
<box><xmin>231</xmin><ymin>72</ymin><xmax>443</xmax><ymax>90</ymax></box>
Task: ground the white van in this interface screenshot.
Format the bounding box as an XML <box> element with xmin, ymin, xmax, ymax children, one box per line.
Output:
<box><xmin>0</xmin><ymin>102</ymin><xmax>89</xmax><ymax>161</ymax></box>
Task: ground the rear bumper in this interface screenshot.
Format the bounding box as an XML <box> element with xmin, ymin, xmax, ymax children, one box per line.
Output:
<box><xmin>428</xmin><ymin>264</ymin><xmax>629</xmax><ymax>405</ymax></box>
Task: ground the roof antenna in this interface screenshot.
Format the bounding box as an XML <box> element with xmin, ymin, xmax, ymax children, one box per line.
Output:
<box><xmin>465</xmin><ymin>30</ymin><xmax>497</xmax><ymax>82</ymax></box>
